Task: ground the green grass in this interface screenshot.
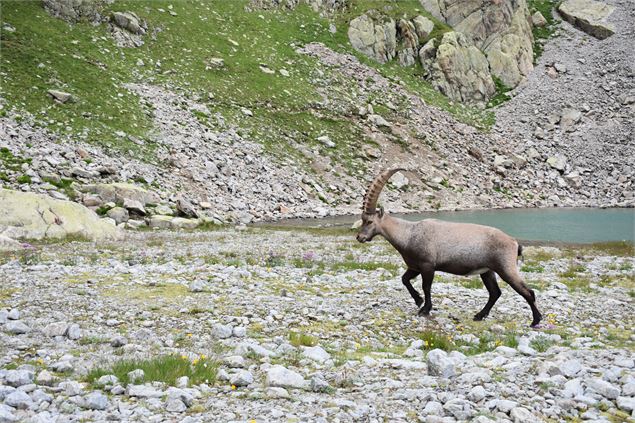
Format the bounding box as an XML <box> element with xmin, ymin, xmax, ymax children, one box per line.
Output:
<box><xmin>587</xmin><ymin>241</ymin><xmax>634</xmax><ymax>257</ymax></box>
<box><xmin>289</xmin><ymin>331</ymin><xmax>318</xmax><ymax>347</ymax></box>
<box><xmin>486</xmin><ymin>76</ymin><xmax>513</xmax><ymax>108</ymax></box>
<box><xmin>530</xmin><ymin>335</ymin><xmax>556</xmax><ymax>352</ymax></box>
<box><xmin>558</xmin><ymin>262</ymin><xmax>587</xmax><ymax>278</ymax></box>
<box><xmin>1</xmin><ymin>0</ymin><xmax>494</xmax><ymax>176</ymax></box>
<box><xmin>85</xmin><ymin>354</ymin><xmax>218</xmax><ymax>387</ymax></box>
<box><xmin>521</xmin><ymin>262</ymin><xmax>545</xmax><ymax>273</ymax></box>
<box><xmin>527</xmin><ymin>0</ymin><xmax>560</xmax><ymax>62</ymax></box>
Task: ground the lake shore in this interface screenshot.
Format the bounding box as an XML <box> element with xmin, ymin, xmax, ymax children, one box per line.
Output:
<box><xmin>1</xmin><ymin>228</ymin><xmax>633</xmax><ymax>422</ymax></box>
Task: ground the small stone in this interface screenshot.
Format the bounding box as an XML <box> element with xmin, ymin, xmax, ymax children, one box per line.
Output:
<box><xmin>188</xmin><ymin>279</ymin><xmax>205</xmax><ymax>293</ymax></box>
<box><xmin>67</xmin><ymin>324</ymin><xmax>81</xmax><ymax>340</ymax></box>
<box><xmin>7</xmin><ymin>309</ymin><xmax>19</xmax><ymax>320</ymax></box>
<box><xmin>232</xmin><ymin>326</ymin><xmax>246</xmax><ymax>337</ymax></box>
<box><xmin>532</xmin><ymin>11</ymin><xmax>547</xmax><ymax>26</ymax></box>
<box><xmin>586</xmin><ymin>378</ymin><xmax>620</xmax><ymax>399</ymax></box>
<box><xmin>266</xmin><ymin>365</ymin><xmax>307</xmax><ymax>389</ymax></box>
<box><xmin>176</xmin><ymin>376</ymin><xmax>189</xmax><ymax>388</ymax></box>
<box><xmin>126</xmin><ymin>384</ymin><xmax>163</xmax><ymax>398</ymax></box>
<box><xmin>510</xmin><ymin>407</ymin><xmax>537</xmax><ymax>423</ymax></box>
<box><xmin>111</xmin><ymin>336</ymin><xmax>127</xmax><ymax>347</ymax></box>
<box><xmin>127</xmin><ymin>369</ymin><xmax>145</xmax><ymax>383</ymax></box>
<box><xmin>4</xmin><ymin>390</ymin><xmax>32</xmax><ymax>409</ymax></box>
<box><xmin>302</xmin><ymin>345</ymin><xmax>331</xmax><ymax>363</ymax></box>
<box><xmin>47</xmin><ymin>89</ymin><xmax>73</xmax><ymax>103</ymax></box>
<box><xmin>563</xmin><ymin>378</ymin><xmax>584</xmax><ymax>398</ymax></box>
<box><xmin>230</xmin><ymin>370</ymin><xmax>254</xmax><ymax>387</ymax></box>
<box><xmin>35</xmin><ymin>370</ymin><xmax>56</xmax><ymax>387</ymax></box>
<box><xmin>468</xmin><ymin>385</ymin><xmax>487</xmax><ymax>402</ymax></box>
<box><xmin>60</xmin><ymin>381</ymin><xmax>83</xmax><ymax>396</ymax></box>
<box><xmin>166</xmin><ymin>398</ymin><xmax>187</xmax><ymax>412</ymax></box>
<box><xmin>426</xmin><ymin>349</ymin><xmax>455</xmax><ymax>378</ymax></box>
<box><xmin>6</xmin><ymin>321</ymin><xmax>29</xmax><ymax>334</ymax></box>
<box><xmin>316</xmin><ymin>135</ymin><xmax>335</xmax><ymax>148</ymax></box>
<box><xmin>96</xmin><ymin>375</ymin><xmax>118</xmax><ymax>387</ymax></box>
<box><xmin>84</xmin><ymin>391</ymin><xmax>108</xmax><ymax>410</ymax></box>
<box><xmin>6</xmin><ymin>370</ymin><xmax>34</xmax><ymax>387</ymax></box>
<box><xmin>212</xmin><ymin>324</ymin><xmax>233</xmax><ymax>339</ymax></box>
<box><xmin>123</xmin><ymin>198</ymin><xmax>146</xmax><ymax>215</ymax></box>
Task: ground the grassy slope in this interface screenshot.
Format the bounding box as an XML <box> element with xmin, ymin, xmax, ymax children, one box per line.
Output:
<box><xmin>1</xmin><ymin>0</ymin><xmax>492</xmax><ymax>170</ymax></box>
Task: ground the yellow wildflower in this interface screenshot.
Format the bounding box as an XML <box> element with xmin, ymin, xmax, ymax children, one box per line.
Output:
<box><xmin>187</xmin><ymin>333</ymin><xmax>193</xmax><ymax>337</ymax></box>
<box><xmin>231</xmin><ymin>385</ymin><xmax>237</xmax><ymax>390</ymax></box>
<box><xmin>200</xmin><ymin>354</ymin><xmax>207</xmax><ymax>360</ymax></box>
<box><xmin>181</xmin><ymin>355</ymin><xmax>188</xmax><ymax>360</ymax></box>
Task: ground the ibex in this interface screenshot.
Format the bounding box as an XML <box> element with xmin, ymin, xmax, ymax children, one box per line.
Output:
<box><xmin>356</xmin><ymin>168</ymin><xmax>542</xmax><ymax>327</ymax></box>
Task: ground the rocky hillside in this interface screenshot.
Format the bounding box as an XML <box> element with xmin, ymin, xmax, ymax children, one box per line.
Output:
<box><xmin>0</xmin><ymin>0</ymin><xmax>633</xmax><ymax>234</ymax></box>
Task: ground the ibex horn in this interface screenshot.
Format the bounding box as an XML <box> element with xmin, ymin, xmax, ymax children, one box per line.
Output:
<box><xmin>362</xmin><ymin>168</ymin><xmax>406</xmax><ymax>214</ymax></box>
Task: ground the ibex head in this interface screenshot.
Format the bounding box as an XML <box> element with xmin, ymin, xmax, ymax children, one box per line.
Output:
<box><xmin>356</xmin><ymin>168</ymin><xmax>405</xmax><ymax>243</ymax></box>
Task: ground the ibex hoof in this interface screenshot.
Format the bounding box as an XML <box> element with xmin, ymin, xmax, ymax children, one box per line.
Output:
<box><xmin>473</xmin><ymin>313</ymin><xmax>487</xmax><ymax>321</ymax></box>
<box><xmin>417</xmin><ymin>306</ymin><xmax>431</xmax><ymax>316</ymax></box>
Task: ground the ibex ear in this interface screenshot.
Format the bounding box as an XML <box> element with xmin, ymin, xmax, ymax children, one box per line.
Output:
<box><xmin>378</xmin><ymin>205</ymin><xmax>385</xmax><ymax>217</ymax></box>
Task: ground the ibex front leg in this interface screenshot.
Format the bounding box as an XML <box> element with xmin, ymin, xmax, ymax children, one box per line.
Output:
<box><xmin>418</xmin><ymin>268</ymin><xmax>435</xmax><ymax>316</ymax></box>
<box><xmin>401</xmin><ymin>269</ymin><xmax>423</xmax><ymax>307</ymax></box>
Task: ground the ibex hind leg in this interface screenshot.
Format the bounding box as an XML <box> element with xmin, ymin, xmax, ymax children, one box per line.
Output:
<box><xmin>401</xmin><ymin>269</ymin><xmax>423</xmax><ymax>307</ymax></box>
<box><xmin>473</xmin><ymin>270</ymin><xmax>501</xmax><ymax>321</ymax></box>
<box><xmin>497</xmin><ymin>268</ymin><xmax>542</xmax><ymax>327</ymax></box>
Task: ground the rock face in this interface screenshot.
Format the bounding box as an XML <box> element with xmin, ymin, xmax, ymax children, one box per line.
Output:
<box><xmin>558</xmin><ymin>0</ymin><xmax>615</xmax><ymax>39</ymax></box>
<box><xmin>42</xmin><ymin>0</ymin><xmax>108</xmax><ymax>23</ymax></box>
<box><xmin>421</xmin><ymin>0</ymin><xmax>534</xmax><ymax>87</ymax></box>
<box><xmin>0</xmin><ymin>189</ymin><xmax>120</xmax><ymax>242</ymax></box>
<box><xmin>428</xmin><ymin>31</ymin><xmax>496</xmax><ymax>106</ymax></box>
<box><xmin>348</xmin><ymin>12</ymin><xmax>397</xmax><ymax>64</ymax></box>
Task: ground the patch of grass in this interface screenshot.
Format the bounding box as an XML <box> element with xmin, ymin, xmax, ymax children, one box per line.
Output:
<box><xmin>530</xmin><ymin>335</ymin><xmax>556</xmax><ymax>352</ymax></box>
<box><xmin>521</xmin><ymin>262</ymin><xmax>545</xmax><ymax>273</ymax></box>
<box><xmin>587</xmin><ymin>241</ymin><xmax>634</xmax><ymax>257</ymax></box>
<box><xmin>558</xmin><ymin>262</ymin><xmax>586</xmax><ymax>278</ymax></box>
<box><xmin>527</xmin><ymin>0</ymin><xmax>560</xmax><ymax>62</ymax></box>
<box><xmin>289</xmin><ymin>331</ymin><xmax>318</xmax><ymax>347</ymax></box>
<box><xmin>459</xmin><ymin>278</ymin><xmax>483</xmax><ymax>289</ymax></box>
<box><xmin>85</xmin><ymin>354</ymin><xmax>217</xmax><ymax>387</ymax></box>
<box><xmin>486</xmin><ymin>76</ymin><xmax>513</xmax><ymax>108</ymax></box>
<box><xmin>15</xmin><ymin>174</ymin><xmax>31</xmax><ymax>184</ymax></box>
<box><xmin>0</xmin><ymin>147</ymin><xmax>32</xmax><ymax>171</ymax></box>
<box><xmin>419</xmin><ymin>330</ymin><xmax>455</xmax><ymax>351</ymax></box>
<box><xmin>559</xmin><ymin>276</ymin><xmax>591</xmax><ymax>292</ymax></box>
<box><xmin>78</xmin><ymin>336</ymin><xmax>110</xmax><ymax>346</ymax></box>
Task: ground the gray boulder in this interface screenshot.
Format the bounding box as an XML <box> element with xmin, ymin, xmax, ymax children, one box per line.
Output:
<box><xmin>348</xmin><ymin>12</ymin><xmax>397</xmax><ymax>63</ymax></box>
<box><xmin>558</xmin><ymin>0</ymin><xmax>615</xmax><ymax>39</ymax></box>
<box><xmin>430</xmin><ymin>31</ymin><xmax>496</xmax><ymax>106</ymax></box>
<box><xmin>426</xmin><ymin>349</ymin><xmax>455</xmax><ymax>378</ymax></box>
<box><xmin>0</xmin><ymin>189</ymin><xmax>121</xmax><ymax>242</ymax></box>
<box><xmin>266</xmin><ymin>365</ymin><xmax>307</xmax><ymax>389</ymax></box>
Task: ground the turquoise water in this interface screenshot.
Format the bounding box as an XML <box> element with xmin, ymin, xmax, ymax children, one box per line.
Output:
<box><xmin>272</xmin><ymin>208</ymin><xmax>635</xmax><ymax>244</ymax></box>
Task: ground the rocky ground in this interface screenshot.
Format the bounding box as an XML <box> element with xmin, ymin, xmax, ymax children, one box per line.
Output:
<box><xmin>1</xmin><ymin>228</ymin><xmax>633</xmax><ymax>422</ymax></box>
<box><xmin>495</xmin><ymin>0</ymin><xmax>635</xmax><ymax>206</ymax></box>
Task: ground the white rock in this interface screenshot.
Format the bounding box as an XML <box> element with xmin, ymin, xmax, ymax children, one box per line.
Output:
<box><xmin>510</xmin><ymin>407</ymin><xmax>537</xmax><ymax>423</ymax></box>
<box><xmin>127</xmin><ymin>369</ymin><xmax>144</xmax><ymax>383</ymax></box>
<box><xmin>60</xmin><ymin>381</ymin><xmax>83</xmax><ymax>396</ymax></box>
<box><xmin>126</xmin><ymin>384</ymin><xmax>163</xmax><ymax>398</ymax></box>
<box><xmin>166</xmin><ymin>398</ymin><xmax>186</xmax><ymax>412</ymax></box>
<box><xmin>84</xmin><ymin>391</ymin><xmax>109</xmax><ymax>410</ymax></box>
<box><xmin>0</xmin><ymin>404</ymin><xmax>17</xmax><ymax>422</ymax></box>
<box><xmin>563</xmin><ymin>378</ymin><xmax>584</xmax><ymax>398</ymax></box>
<box><xmin>617</xmin><ymin>396</ymin><xmax>635</xmax><ymax>412</ymax></box>
<box><xmin>4</xmin><ymin>390</ymin><xmax>32</xmax><ymax>409</ymax></box>
<box><xmin>230</xmin><ymin>370</ymin><xmax>254</xmax><ymax>387</ymax></box>
<box><xmin>420</xmin><ymin>401</ymin><xmax>444</xmax><ymax>416</ymax></box>
<box><xmin>561</xmin><ymin>359</ymin><xmax>583</xmax><ymax>377</ymax></box>
<box><xmin>66</xmin><ymin>324</ymin><xmax>81</xmax><ymax>340</ymax></box>
<box><xmin>5</xmin><ymin>370</ymin><xmax>34</xmax><ymax>387</ymax></box>
<box><xmin>265</xmin><ymin>365</ymin><xmax>307</xmax><ymax>389</ymax></box>
<box><xmin>43</xmin><ymin>322</ymin><xmax>68</xmax><ymax>337</ymax></box>
<box><xmin>5</xmin><ymin>320</ymin><xmax>30</xmax><ymax>334</ymax></box>
<box><xmin>468</xmin><ymin>385</ymin><xmax>487</xmax><ymax>402</ymax></box>
<box><xmin>426</xmin><ymin>349</ymin><xmax>455</xmax><ymax>378</ymax></box>
<box><xmin>213</xmin><ymin>324</ymin><xmax>233</xmax><ymax>339</ymax></box>
<box><xmin>96</xmin><ymin>375</ymin><xmax>119</xmax><ymax>387</ymax></box>
<box><xmin>302</xmin><ymin>345</ymin><xmax>331</xmax><ymax>363</ymax></box>
<box><xmin>232</xmin><ymin>326</ymin><xmax>246</xmax><ymax>338</ymax></box>
<box><xmin>586</xmin><ymin>378</ymin><xmax>620</xmax><ymax>399</ymax></box>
